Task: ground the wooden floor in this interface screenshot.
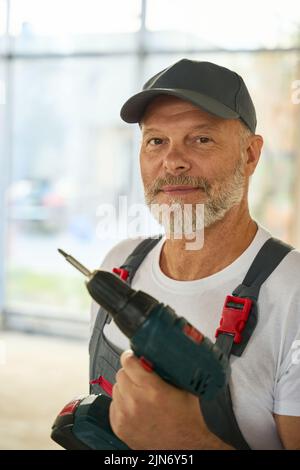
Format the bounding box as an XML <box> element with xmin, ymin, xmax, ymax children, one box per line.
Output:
<box><xmin>0</xmin><ymin>331</ymin><xmax>89</xmax><ymax>450</ymax></box>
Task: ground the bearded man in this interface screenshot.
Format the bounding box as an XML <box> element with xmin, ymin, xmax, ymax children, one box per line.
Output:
<box><xmin>90</xmin><ymin>59</ymin><xmax>300</xmax><ymax>450</ymax></box>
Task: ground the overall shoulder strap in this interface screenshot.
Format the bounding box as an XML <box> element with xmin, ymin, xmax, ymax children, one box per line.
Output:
<box><xmin>217</xmin><ymin>237</ymin><xmax>294</xmax><ymax>357</ymax></box>
<box><xmin>90</xmin><ymin>236</ymin><xmax>163</xmax><ymax>390</ymax></box>
<box><xmin>233</xmin><ymin>237</ymin><xmax>294</xmax><ymax>299</ymax></box>
<box><xmin>119</xmin><ymin>235</ymin><xmax>163</xmax><ymax>284</ymax></box>
<box><xmin>202</xmin><ymin>237</ymin><xmax>294</xmax><ymax>450</ymax></box>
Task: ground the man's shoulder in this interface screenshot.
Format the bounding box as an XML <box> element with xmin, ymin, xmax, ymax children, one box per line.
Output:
<box><xmin>257</xmin><ymin>225</ymin><xmax>300</xmax><ymax>285</ymax></box>
<box><xmin>269</xmin><ymin>245</ymin><xmax>300</xmax><ymax>293</ymax></box>
<box><xmin>99</xmin><ymin>237</ymin><xmax>149</xmax><ymax>271</ymax></box>
<box><xmin>280</xmin><ymin>246</ymin><xmax>300</xmax><ymax>274</ymax></box>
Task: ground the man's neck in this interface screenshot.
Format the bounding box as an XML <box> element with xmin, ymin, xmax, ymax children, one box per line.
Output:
<box><xmin>159</xmin><ymin>205</ymin><xmax>258</xmax><ymax>281</ymax></box>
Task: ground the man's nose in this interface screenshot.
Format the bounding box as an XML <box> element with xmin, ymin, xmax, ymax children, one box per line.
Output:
<box><xmin>162</xmin><ymin>145</ymin><xmax>191</xmax><ymax>175</ymax></box>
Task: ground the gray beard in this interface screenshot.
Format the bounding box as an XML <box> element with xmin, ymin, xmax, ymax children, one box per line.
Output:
<box><xmin>144</xmin><ymin>155</ymin><xmax>246</xmax><ymax>235</ymax></box>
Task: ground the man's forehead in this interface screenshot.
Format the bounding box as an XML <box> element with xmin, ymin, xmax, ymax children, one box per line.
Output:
<box><xmin>140</xmin><ymin>95</ymin><xmax>224</xmax><ymax>126</ymax></box>
<box><xmin>141</xmin><ymin>95</ymin><xmax>226</xmax><ymax>130</ymax></box>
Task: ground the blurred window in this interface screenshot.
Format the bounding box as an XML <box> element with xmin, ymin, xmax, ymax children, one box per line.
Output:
<box><xmin>0</xmin><ymin>0</ymin><xmax>7</xmax><ymax>53</ymax></box>
<box><xmin>5</xmin><ymin>57</ymin><xmax>137</xmax><ymax>332</ymax></box>
<box><xmin>146</xmin><ymin>0</ymin><xmax>300</xmax><ymax>50</ymax></box>
<box><xmin>9</xmin><ymin>0</ymin><xmax>141</xmax><ymax>53</ymax></box>
<box><xmin>0</xmin><ymin>0</ymin><xmax>6</xmax><ymax>34</ymax></box>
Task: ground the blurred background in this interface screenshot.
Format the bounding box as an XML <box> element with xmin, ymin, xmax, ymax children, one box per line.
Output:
<box><xmin>0</xmin><ymin>0</ymin><xmax>300</xmax><ymax>449</ymax></box>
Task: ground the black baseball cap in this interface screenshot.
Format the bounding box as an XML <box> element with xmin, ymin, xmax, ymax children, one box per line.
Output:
<box><xmin>120</xmin><ymin>58</ymin><xmax>257</xmax><ymax>133</ymax></box>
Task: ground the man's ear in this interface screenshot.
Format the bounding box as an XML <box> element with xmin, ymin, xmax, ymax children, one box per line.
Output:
<box><xmin>245</xmin><ymin>134</ymin><xmax>264</xmax><ymax>176</ymax></box>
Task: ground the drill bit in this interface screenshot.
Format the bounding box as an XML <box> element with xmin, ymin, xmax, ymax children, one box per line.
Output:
<box><xmin>58</xmin><ymin>249</ymin><xmax>92</xmax><ymax>277</ymax></box>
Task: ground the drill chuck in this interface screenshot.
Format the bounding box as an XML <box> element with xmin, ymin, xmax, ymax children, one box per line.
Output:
<box><xmin>86</xmin><ymin>270</ymin><xmax>159</xmax><ymax>338</ymax></box>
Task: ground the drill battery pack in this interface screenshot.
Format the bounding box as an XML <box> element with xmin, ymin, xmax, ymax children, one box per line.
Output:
<box><xmin>51</xmin><ymin>394</ymin><xmax>130</xmax><ymax>450</ymax></box>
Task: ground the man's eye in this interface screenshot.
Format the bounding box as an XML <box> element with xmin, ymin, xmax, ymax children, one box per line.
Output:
<box><xmin>196</xmin><ymin>136</ymin><xmax>211</xmax><ymax>144</ymax></box>
<box><xmin>148</xmin><ymin>138</ymin><xmax>163</xmax><ymax>145</ymax></box>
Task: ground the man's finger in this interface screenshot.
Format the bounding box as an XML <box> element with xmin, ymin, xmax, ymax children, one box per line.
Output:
<box><xmin>120</xmin><ymin>350</ymin><xmax>158</xmax><ymax>387</ymax></box>
<box><xmin>115</xmin><ymin>367</ymin><xmax>139</xmax><ymax>399</ymax></box>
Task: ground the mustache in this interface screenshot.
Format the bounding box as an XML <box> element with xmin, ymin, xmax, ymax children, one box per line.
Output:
<box><xmin>145</xmin><ymin>174</ymin><xmax>211</xmax><ymax>197</ymax></box>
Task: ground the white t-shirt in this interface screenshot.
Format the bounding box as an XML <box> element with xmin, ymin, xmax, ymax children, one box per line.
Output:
<box><xmin>90</xmin><ymin>223</ymin><xmax>300</xmax><ymax>450</ymax></box>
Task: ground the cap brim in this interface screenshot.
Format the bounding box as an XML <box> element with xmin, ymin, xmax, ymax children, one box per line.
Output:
<box><xmin>120</xmin><ymin>88</ymin><xmax>240</xmax><ymax>123</ymax></box>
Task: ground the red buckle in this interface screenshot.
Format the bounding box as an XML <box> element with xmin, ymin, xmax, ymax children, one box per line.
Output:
<box><xmin>215</xmin><ymin>295</ymin><xmax>252</xmax><ymax>344</ymax></box>
<box><xmin>90</xmin><ymin>376</ymin><xmax>113</xmax><ymax>397</ymax></box>
<box><xmin>112</xmin><ymin>267</ymin><xmax>129</xmax><ymax>281</ymax></box>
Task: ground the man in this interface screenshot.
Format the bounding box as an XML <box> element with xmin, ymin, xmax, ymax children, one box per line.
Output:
<box><xmin>90</xmin><ymin>59</ymin><xmax>300</xmax><ymax>449</ymax></box>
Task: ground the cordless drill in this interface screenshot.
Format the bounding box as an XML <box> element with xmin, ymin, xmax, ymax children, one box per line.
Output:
<box><xmin>51</xmin><ymin>250</ymin><xmax>230</xmax><ymax>450</ymax></box>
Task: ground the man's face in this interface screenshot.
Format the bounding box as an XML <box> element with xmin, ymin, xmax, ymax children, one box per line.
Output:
<box><xmin>139</xmin><ymin>95</ymin><xmax>248</xmax><ymax>230</ymax></box>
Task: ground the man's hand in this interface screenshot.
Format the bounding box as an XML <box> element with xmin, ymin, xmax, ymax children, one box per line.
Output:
<box><xmin>109</xmin><ymin>350</ymin><xmax>233</xmax><ymax>450</ymax></box>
